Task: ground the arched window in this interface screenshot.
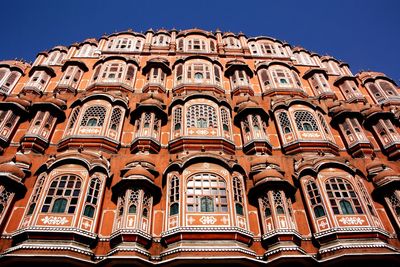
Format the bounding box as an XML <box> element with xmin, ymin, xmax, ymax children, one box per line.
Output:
<box><xmin>186</xmin><ymin>173</ymin><xmax>227</xmax><ymax>212</ymax></box>
<box><xmin>80</xmin><ymin>106</ymin><xmax>106</xmax><ymax>127</ymax></box>
<box><xmin>41</xmin><ymin>175</ymin><xmax>81</xmax><ymax>214</ymax></box>
<box><xmin>379</xmin><ymin>81</ymin><xmax>398</xmax><ymax>97</ymax></box>
<box><xmin>169</xmin><ymin>176</ymin><xmax>180</xmax><ymax>216</ymax></box>
<box><xmin>294</xmin><ymin>111</ymin><xmax>319</xmax><ymax>131</ymax></box>
<box><xmin>186</xmin><ymin>104</ymin><xmax>218</xmax><ymax>128</ymax></box>
<box><xmin>325</xmin><ymin>177</ymin><xmax>363</xmax><ymax>215</ymax></box>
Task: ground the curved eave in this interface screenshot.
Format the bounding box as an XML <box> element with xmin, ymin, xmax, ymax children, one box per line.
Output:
<box><xmin>28</xmin><ymin>65</ymin><xmax>56</xmax><ymax>77</ymax></box>
<box><xmin>142</xmin><ymin>60</ymin><xmax>171</xmax><ymax>75</ymax></box>
<box><xmin>333</xmin><ymin>75</ymin><xmax>358</xmax><ymax>86</ymax></box>
<box><xmin>224</xmin><ymin>62</ymin><xmax>253</xmax><ymax>78</ymax></box>
<box><xmin>234</xmin><ymin>106</ymin><xmax>268</xmax><ymax>125</ymax></box>
<box><xmin>302</xmin><ymin>68</ymin><xmax>329</xmax><ymax>79</ymax></box>
<box><xmin>31</xmin><ymin>101</ymin><xmax>66</xmax><ymax>119</ymax></box>
<box><xmin>71</xmin><ymin>93</ymin><xmax>129</xmax><ymax>109</ymax></box>
<box><xmin>168</xmin><ymin>93</ymin><xmax>231</xmax><ymax>113</ymax></box>
<box><xmin>172</xmin><ymin>55</ymin><xmax>223</xmax><ymax>69</ymax></box>
<box><xmin>61</xmin><ymin>60</ymin><xmax>89</xmax><ymax>72</ymax></box>
<box><xmin>93</xmin><ymin>56</ymin><xmax>140</xmax><ymax>69</ymax></box>
<box><xmin>130</xmin><ymin>104</ymin><xmax>167</xmax><ymax>124</ymax></box>
<box><xmin>112</xmin><ymin>176</ymin><xmax>161</xmax><ymax>203</ymax></box>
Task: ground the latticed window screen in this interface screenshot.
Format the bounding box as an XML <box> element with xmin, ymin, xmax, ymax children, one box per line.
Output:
<box><xmin>186</xmin><ymin>173</ymin><xmax>227</xmax><ymax>212</ymax></box>
<box><xmin>317</xmin><ymin>113</ymin><xmax>330</xmax><ymax>135</ymax></box>
<box><xmin>278</xmin><ymin>112</ymin><xmax>292</xmax><ymax>133</ymax></box>
<box><xmin>306</xmin><ymin>180</ymin><xmax>325</xmax><ymax>218</ymax></box>
<box><xmin>68</xmin><ymin>107</ymin><xmax>80</xmax><ymax>129</ymax></box>
<box><xmin>109</xmin><ymin>108</ymin><xmax>122</xmax><ymax>131</ymax></box>
<box><xmin>27</xmin><ymin>175</ymin><xmax>45</xmax><ymax>215</ymax></box>
<box><xmin>272</xmin><ymin>191</ymin><xmax>285</xmax><ymax>214</ymax></box>
<box><xmin>41</xmin><ymin>175</ymin><xmax>81</xmax><ymax>214</ymax></box>
<box><xmin>186</xmin><ymin>104</ymin><xmax>217</xmax><ymax>128</ymax></box>
<box><xmin>143</xmin><ymin>112</ymin><xmax>152</xmax><ymax>128</ymax></box>
<box><xmin>233</xmin><ymin>177</ymin><xmax>244</xmax><ymax>215</ymax></box>
<box><xmin>142</xmin><ymin>192</ymin><xmax>152</xmax><ymax>217</ymax></box>
<box><xmin>261</xmin><ymin>196</ymin><xmax>271</xmax><ymax>217</ymax></box>
<box><xmin>0</xmin><ymin>185</ymin><xmax>12</xmax><ymax>216</ymax></box>
<box><xmin>169</xmin><ymin>176</ymin><xmax>180</xmax><ymax>216</ymax></box>
<box><xmin>294</xmin><ymin>110</ymin><xmax>319</xmax><ymax>131</ymax></box>
<box><xmin>388</xmin><ymin>191</ymin><xmax>400</xmax><ymax>218</ymax></box>
<box><xmin>4</xmin><ymin>112</ymin><xmax>17</xmax><ymax>128</ymax></box>
<box><xmin>128</xmin><ymin>189</ymin><xmax>140</xmax><ymax>214</ymax></box>
<box><xmin>83</xmin><ymin>178</ymin><xmax>101</xmax><ymax>218</ymax></box>
<box><xmin>221</xmin><ymin>108</ymin><xmax>230</xmax><ymax>131</ymax></box>
<box><xmin>325</xmin><ymin>177</ymin><xmax>363</xmax><ymax>215</ymax></box>
<box><xmin>80</xmin><ymin>106</ymin><xmax>106</xmax><ymax>127</ymax></box>
<box><xmin>173</xmin><ymin>107</ymin><xmax>182</xmax><ymax>130</ymax></box>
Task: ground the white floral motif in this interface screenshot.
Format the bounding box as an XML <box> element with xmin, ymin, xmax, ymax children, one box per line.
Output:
<box><xmin>196</xmin><ymin>129</ymin><xmax>209</xmax><ymax>135</ymax></box>
<box><xmin>41</xmin><ymin>216</ymin><xmax>69</xmax><ymax>225</ymax></box>
<box><xmin>339</xmin><ymin>217</ymin><xmax>364</xmax><ymax>225</ymax></box>
<box><xmin>200</xmin><ymin>216</ymin><xmax>217</xmax><ymax>225</ymax></box>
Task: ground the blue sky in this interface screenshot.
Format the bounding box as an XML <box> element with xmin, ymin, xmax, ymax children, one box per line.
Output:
<box><xmin>1</xmin><ymin>0</ymin><xmax>399</xmax><ymax>82</ymax></box>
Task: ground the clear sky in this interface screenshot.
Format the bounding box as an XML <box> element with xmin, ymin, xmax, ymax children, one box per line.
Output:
<box><xmin>1</xmin><ymin>0</ymin><xmax>399</xmax><ymax>82</ymax></box>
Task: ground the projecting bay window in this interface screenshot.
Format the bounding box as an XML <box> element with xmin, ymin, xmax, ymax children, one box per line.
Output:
<box><xmin>366</xmin><ymin>80</ymin><xmax>400</xmax><ymax>105</ymax></box>
<box><xmin>0</xmin><ymin>68</ymin><xmax>21</xmax><ymax>95</ymax></box>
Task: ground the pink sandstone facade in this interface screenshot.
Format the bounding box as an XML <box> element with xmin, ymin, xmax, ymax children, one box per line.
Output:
<box><xmin>0</xmin><ymin>28</ymin><xmax>399</xmax><ymax>266</ymax></box>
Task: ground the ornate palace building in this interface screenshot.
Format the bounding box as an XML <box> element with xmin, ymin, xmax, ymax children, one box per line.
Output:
<box><xmin>0</xmin><ymin>28</ymin><xmax>399</xmax><ymax>266</ymax></box>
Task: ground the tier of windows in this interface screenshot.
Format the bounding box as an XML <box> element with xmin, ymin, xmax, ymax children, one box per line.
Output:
<box><xmin>308</xmin><ymin>73</ymin><xmax>333</xmax><ymax>96</ymax></box>
<box><xmin>105</xmin><ymin>36</ymin><xmax>144</xmax><ymax>52</ymax></box>
<box><xmin>75</xmin><ymin>44</ymin><xmax>97</xmax><ymax>57</ymax></box>
<box><xmin>257</xmin><ymin>66</ymin><xmax>303</xmax><ymax>93</ymax></box>
<box><xmin>177</xmin><ymin>37</ymin><xmax>216</xmax><ymax>53</ymax></box>
<box><xmin>249</xmin><ymin>41</ymin><xmax>288</xmax><ymax>57</ymax></box>
<box><xmin>223</xmin><ymin>37</ymin><xmax>242</xmax><ymax>49</ymax></box>
<box><xmin>275</xmin><ymin>107</ymin><xmax>334</xmax><ymax>146</ymax></box>
<box><xmin>240</xmin><ymin>114</ymin><xmax>268</xmax><ymax>145</ymax></box>
<box><xmin>45</xmin><ymin>50</ymin><xmax>66</xmax><ymax>66</ymax></box>
<box><xmin>91</xmin><ymin>60</ymin><xmax>136</xmax><ymax>88</ymax></box>
<box><xmin>372</xmin><ymin>118</ymin><xmax>400</xmax><ymax>148</ymax></box>
<box><xmin>152</xmin><ymin>34</ymin><xmax>171</xmax><ymax>47</ymax></box>
<box><xmin>24</xmin><ymin>70</ymin><xmax>51</xmax><ymax>93</ymax></box>
<box><xmin>302</xmin><ymin>172</ymin><xmax>382</xmax><ymax>233</ymax></box>
<box><xmin>337</xmin><ymin>80</ymin><xmax>364</xmax><ymax>102</ymax></box>
<box><xmin>338</xmin><ymin>118</ymin><xmax>370</xmax><ymax>148</ymax></box>
<box><xmin>0</xmin><ymin>110</ymin><xmax>20</xmax><ymax>142</ymax></box>
<box><xmin>366</xmin><ymin>80</ymin><xmax>400</xmax><ymax>104</ymax></box>
<box><xmin>65</xmin><ymin>101</ymin><xmax>125</xmax><ymax>141</ymax></box>
<box><xmin>57</xmin><ymin>65</ymin><xmax>84</xmax><ymax>90</ymax></box>
<box><xmin>0</xmin><ymin>68</ymin><xmax>21</xmax><ymax>95</ymax></box>
<box><xmin>174</xmin><ymin>60</ymin><xmax>221</xmax><ymax>87</ymax></box>
<box><xmin>171</xmin><ymin>100</ymin><xmax>232</xmax><ymax>140</ymax></box>
<box><xmin>146</xmin><ymin>67</ymin><xmax>166</xmax><ymax>86</ymax></box>
<box><xmin>0</xmin><ymin>185</ymin><xmax>14</xmax><ymax>226</ymax></box>
<box><xmin>114</xmin><ymin>188</ymin><xmax>152</xmax><ymax>233</ymax></box>
<box><xmin>258</xmin><ymin>190</ymin><xmax>296</xmax><ymax>234</ymax></box>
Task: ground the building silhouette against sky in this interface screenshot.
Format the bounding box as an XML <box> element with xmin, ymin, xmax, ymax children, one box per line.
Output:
<box><xmin>0</xmin><ymin>28</ymin><xmax>399</xmax><ymax>266</ymax></box>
